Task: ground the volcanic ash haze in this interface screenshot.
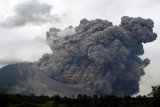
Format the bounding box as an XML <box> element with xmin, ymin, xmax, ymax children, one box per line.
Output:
<box><xmin>0</xmin><ymin>16</ymin><xmax>157</xmax><ymax>96</ymax></box>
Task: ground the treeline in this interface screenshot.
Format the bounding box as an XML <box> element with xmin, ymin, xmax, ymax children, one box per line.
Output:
<box><xmin>0</xmin><ymin>85</ymin><xmax>160</xmax><ymax>107</ymax></box>
<box><xmin>0</xmin><ymin>94</ymin><xmax>160</xmax><ymax>107</ymax></box>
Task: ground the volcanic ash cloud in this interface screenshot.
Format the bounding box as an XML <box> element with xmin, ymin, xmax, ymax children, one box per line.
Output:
<box><xmin>38</xmin><ymin>16</ymin><xmax>157</xmax><ymax>96</ymax></box>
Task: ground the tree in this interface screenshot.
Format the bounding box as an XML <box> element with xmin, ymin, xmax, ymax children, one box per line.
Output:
<box><xmin>151</xmin><ymin>85</ymin><xmax>160</xmax><ymax>97</ymax></box>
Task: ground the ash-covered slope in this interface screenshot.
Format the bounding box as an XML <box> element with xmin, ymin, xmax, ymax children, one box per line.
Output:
<box><xmin>0</xmin><ymin>16</ymin><xmax>157</xmax><ymax>96</ymax></box>
<box><xmin>0</xmin><ymin>63</ymin><xmax>93</xmax><ymax>96</ymax></box>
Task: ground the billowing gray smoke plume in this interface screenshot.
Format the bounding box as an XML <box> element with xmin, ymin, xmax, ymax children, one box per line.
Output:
<box><xmin>0</xmin><ymin>16</ymin><xmax>157</xmax><ymax>96</ymax></box>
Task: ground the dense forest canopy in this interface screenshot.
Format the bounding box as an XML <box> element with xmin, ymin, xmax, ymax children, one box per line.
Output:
<box><xmin>0</xmin><ymin>85</ymin><xmax>160</xmax><ymax>107</ymax></box>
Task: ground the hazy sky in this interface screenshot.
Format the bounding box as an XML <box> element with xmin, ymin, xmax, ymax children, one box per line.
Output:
<box><xmin>0</xmin><ymin>0</ymin><xmax>159</xmax><ymax>95</ymax></box>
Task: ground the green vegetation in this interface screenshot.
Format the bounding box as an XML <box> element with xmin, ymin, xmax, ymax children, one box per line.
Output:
<box><xmin>0</xmin><ymin>86</ymin><xmax>160</xmax><ymax>107</ymax></box>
